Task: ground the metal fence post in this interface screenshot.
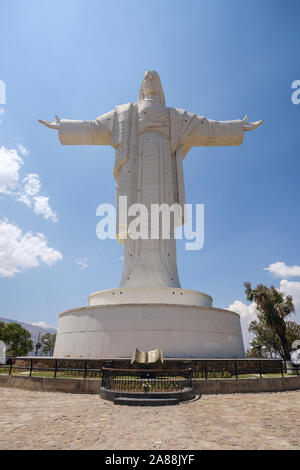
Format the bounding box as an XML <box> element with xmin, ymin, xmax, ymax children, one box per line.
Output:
<box><xmin>9</xmin><ymin>362</ymin><xmax>12</xmax><ymax>375</ymax></box>
<box><xmin>84</xmin><ymin>360</ymin><xmax>87</xmax><ymax>379</ymax></box>
<box><xmin>29</xmin><ymin>359</ymin><xmax>33</xmax><ymax>377</ymax></box>
<box><xmin>101</xmin><ymin>369</ymin><xmax>105</xmax><ymax>387</ymax></box>
<box><xmin>204</xmin><ymin>360</ymin><xmax>207</xmax><ymax>380</ymax></box>
<box><xmin>234</xmin><ymin>360</ymin><xmax>238</xmax><ymax>379</ymax></box>
<box><xmin>54</xmin><ymin>359</ymin><xmax>57</xmax><ymax>378</ymax></box>
<box><xmin>259</xmin><ymin>359</ymin><xmax>262</xmax><ymax>379</ymax></box>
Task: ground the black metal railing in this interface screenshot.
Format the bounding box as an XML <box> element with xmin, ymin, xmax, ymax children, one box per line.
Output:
<box><xmin>101</xmin><ymin>368</ymin><xmax>193</xmax><ymax>393</ymax></box>
<box><xmin>0</xmin><ymin>358</ymin><xmax>299</xmax><ymax>381</ymax></box>
<box><xmin>0</xmin><ymin>358</ymin><xmax>103</xmax><ymax>379</ymax></box>
<box><xmin>191</xmin><ymin>359</ymin><xmax>299</xmax><ymax>379</ymax></box>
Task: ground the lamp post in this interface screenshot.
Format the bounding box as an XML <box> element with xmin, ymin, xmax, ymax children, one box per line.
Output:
<box><xmin>35</xmin><ymin>332</ymin><xmax>41</xmax><ymax>356</ymax></box>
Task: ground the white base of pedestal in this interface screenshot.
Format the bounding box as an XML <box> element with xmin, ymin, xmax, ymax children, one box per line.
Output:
<box><xmin>54</xmin><ymin>289</ymin><xmax>244</xmax><ymax>358</ymax></box>
<box><xmin>88</xmin><ymin>287</ymin><xmax>213</xmax><ymax>308</ymax></box>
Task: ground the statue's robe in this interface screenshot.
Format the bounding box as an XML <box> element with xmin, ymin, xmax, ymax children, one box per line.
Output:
<box><xmin>59</xmin><ymin>102</ymin><xmax>244</xmax><ymax>288</ymax></box>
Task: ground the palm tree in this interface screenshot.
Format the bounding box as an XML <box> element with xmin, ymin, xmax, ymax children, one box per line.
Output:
<box><xmin>244</xmin><ymin>282</ymin><xmax>294</xmax><ymax>360</ymax></box>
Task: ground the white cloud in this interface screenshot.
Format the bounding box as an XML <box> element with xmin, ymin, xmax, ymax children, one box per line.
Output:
<box><xmin>0</xmin><ymin>108</ymin><xmax>5</xmax><ymax>123</ymax></box>
<box><xmin>75</xmin><ymin>258</ymin><xmax>88</xmax><ymax>270</ymax></box>
<box><xmin>33</xmin><ymin>195</ymin><xmax>57</xmax><ymax>223</ymax></box>
<box><xmin>0</xmin><ymin>219</ymin><xmax>62</xmax><ymax>278</ymax></box>
<box><xmin>0</xmin><ymin>146</ymin><xmax>23</xmax><ymax>194</ymax></box>
<box><xmin>17</xmin><ymin>143</ymin><xmax>30</xmax><ymax>157</ymax></box>
<box><xmin>32</xmin><ymin>321</ymin><xmax>55</xmax><ymax>330</ymax></box>
<box><xmin>227</xmin><ymin>300</ymin><xmax>259</xmax><ymax>351</ymax></box>
<box><xmin>264</xmin><ymin>261</ymin><xmax>300</xmax><ymax>278</ymax></box>
<box><xmin>19</xmin><ymin>173</ymin><xmax>58</xmax><ymax>223</ymax></box>
<box><xmin>0</xmin><ymin>146</ymin><xmax>58</xmax><ymax>222</ymax></box>
<box><xmin>279</xmin><ymin>279</ymin><xmax>300</xmax><ymax>313</ymax></box>
<box><xmin>18</xmin><ymin>173</ymin><xmax>41</xmax><ymax>205</ymax></box>
<box><xmin>228</xmin><ymin>300</ymin><xmax>258</xmax><ymax>322</ymax></box>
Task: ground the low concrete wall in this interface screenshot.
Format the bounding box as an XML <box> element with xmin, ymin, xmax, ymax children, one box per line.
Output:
<box><xmin>0</xmin><ymin>375</ymin><xmax>101</xmax><ymax>394</ymax></box>
<box><xmin>193</xmin><ymin>376</ymin><xmax>300</xmax><ymax>394</ymax></box>
<box><xmin>1</xmin><ymin>374</ymin><xmax>300</xmax><ymax>395</ymax></box>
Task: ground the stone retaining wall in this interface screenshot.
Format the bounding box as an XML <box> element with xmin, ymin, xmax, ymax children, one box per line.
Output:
<box><xmin>1</xmin><ymin>374</ymin><xmax>299</xmax><ymax>395</ymax></box>
<box><xmin>0</xmin><ymin>375</ymin><xmax>100</xmax><ymax>394</ymax></box>
<box><xmin>193</xmin><ymin>376</ymin><xmax>300</xmax><ymax>394</ymax></box>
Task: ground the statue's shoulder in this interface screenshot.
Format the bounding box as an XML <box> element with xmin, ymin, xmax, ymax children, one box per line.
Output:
<box><xmin>168</xmin><ymin>107</ymin><xmax>203</xmax><ymax>126</ymax></box>
<box><xmin>115</xmin><ymin>102</ymin><xmax>136</xmax><ymax>114</ymax></box>
<box><xmin>168</xmin><ymin>107</ymin><xmax>185</xmax><ymax>115</ymax></box>
<box><xmin>168</xmin><ymin>107</ymin><xmax>199</xmax><ymax>118</ymax></box>
<box><xmin>168</xmin><ymin>108</ymin><xmax>184</xmax><ymax>125</ymax></box>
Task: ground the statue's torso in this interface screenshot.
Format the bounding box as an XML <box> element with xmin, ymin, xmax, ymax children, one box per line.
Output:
<box><xmin>137</xmin><ymin>100</ymin><xmax>169</xmax><ymax>139</ymax></box>
<box><xmin>118</xmin><ymin>100</ymin><xmax>180</xmax><ymax>288</ymax></box>
<box><xmin>135</xmin><ymin>101</ymin><xmax>173</xmax><ymax>207</ymax></box>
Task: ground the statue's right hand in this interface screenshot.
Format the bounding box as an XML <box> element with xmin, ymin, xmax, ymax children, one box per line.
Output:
<box><xmin>38</xmin><ymin>116</ymin><xmax>60</xmax><ymax>130</ymax></box>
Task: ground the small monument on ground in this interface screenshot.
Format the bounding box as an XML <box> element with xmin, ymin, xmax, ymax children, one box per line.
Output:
<box><xmin>39</xmin><ymin>70</ymin><xmax>263</xmax><ymax>358</ymax></box>
<box><xmin>131</xmin><ymin>348</ymin><xmax>164</xmax><ymax>365</ymax></box>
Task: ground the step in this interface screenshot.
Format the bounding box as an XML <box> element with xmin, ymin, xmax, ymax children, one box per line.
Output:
<box><xmin>100</xmin><ymin>387</ymin><xmax>194</xmax><ymax>403</ymax></box>
<box><xmin>114</xmin><ymin>397</ymin><xmax>179</xmax><ymax>406</ymax></box>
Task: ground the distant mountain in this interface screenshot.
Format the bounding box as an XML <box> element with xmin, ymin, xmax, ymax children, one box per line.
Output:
<box><xmin>0</xmin><ymin>317</ymin><xmax>56</xmax><ymax>354</ymax></box>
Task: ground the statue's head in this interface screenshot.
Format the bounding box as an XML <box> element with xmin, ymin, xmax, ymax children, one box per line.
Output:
<box><xmin>138</xmin><ymin>70</ymin><xmax>166</xmax><ymax>106</ymax></box>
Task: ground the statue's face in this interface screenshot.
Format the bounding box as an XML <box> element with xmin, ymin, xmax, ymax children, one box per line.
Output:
<box><xmin>142</xmin><ymin>70</ymin><xmax>161</xmax><ymax>96</ymax></box>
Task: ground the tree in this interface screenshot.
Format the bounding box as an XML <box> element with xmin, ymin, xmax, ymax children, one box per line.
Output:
<box><xmin>248</xmin><ymin>318</ymin><xmax>300</xmax><ymax>358</ymax></box>
<box><xmin>0</xmin><ymin>321</ymin><xmax>5</xmax><ymax>338</ymax></box>
<box><xmin>41</xmin><ymin>333</ymin><xmax>56</xmax><ymax>356</ymax></box>
<box><xmin>244</xmin><ymin>282</ymin><xmax>295</xmax><ymax>360</ymax></box>
<box><xmin>286</xmin><ymin>321</ymin><xmax>300</xmax><ymax>349</ymax></box>
<box><xmin>0</xmin><ymin>322</ymin><xmax>33</xmax><ymax>357</ymax></box>
<box><xmin>247</xmin><ymin>337</ymin><xmax>271</xmax><ymax>358</ymax></box>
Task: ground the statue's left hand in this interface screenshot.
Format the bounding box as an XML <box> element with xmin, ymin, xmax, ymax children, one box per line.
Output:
<box><xmin>242</xmin><ymin>115</ymin><xmax>264</xmax><ymax>131</ymax></box>
<box><xmin>38</xmin><ymin>115</ymin><xmax>60</xmax><ymax>130</ymax></box>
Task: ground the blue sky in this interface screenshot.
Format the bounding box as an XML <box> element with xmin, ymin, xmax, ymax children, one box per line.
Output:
<box><xmin>0</xmin><ymin>0</ymin><xmax>299</xmax><ymax>348</ymax></box>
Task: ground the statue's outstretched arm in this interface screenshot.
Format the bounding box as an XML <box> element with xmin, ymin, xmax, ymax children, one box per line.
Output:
<box><xmin>179</xmin><ymin>112</ymin><xmax>263</xmax><ymax>149</ymax></box>
<box><xmin>38</xmin><ymin>111</ymin><xmax>113</xmax><ymax>146</ymax></box>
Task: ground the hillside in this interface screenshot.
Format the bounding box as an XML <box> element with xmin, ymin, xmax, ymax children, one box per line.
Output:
<box><xmin>0</xmin><ymin>317</ymin><xmax>56</xmax><ymax>352</ymax></box>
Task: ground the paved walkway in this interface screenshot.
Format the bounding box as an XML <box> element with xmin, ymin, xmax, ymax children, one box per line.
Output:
<box><xmin>0</xmin><ymin>388</ymin><xmax>299</xmax><ymax>450</ymax></box>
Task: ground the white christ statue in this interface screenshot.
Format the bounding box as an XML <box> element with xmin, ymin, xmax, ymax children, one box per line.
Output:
<box><xmin>39</xmin><ymin>70</ymin><xmax>262</xmax><ymax>289</ymax></box>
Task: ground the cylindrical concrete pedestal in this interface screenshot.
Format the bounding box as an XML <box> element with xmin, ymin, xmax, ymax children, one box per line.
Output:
<box><xmin>54</xmin><ymin>288</ymin><xmax>244</xmax><ymax>358</ymax></box>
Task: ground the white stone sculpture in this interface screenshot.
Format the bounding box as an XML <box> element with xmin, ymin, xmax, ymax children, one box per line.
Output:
<box><xmin>40</xmin><ymin>71</ymin><xmax>263</xmax><ymax>358</ymax></box>
<box><xmin>291</xmin><ymin>348</ymin><xmax>300</xmax><ymax>366</ymax></box>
